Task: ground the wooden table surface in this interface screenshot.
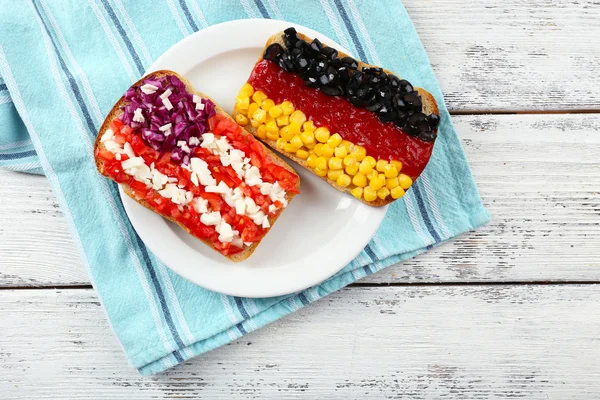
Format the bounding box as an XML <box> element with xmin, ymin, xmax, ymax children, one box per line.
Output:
<box><xmin>2</xmin><ymin>1</ymin><xmax>600</xmax><ymax>398</ymax></box>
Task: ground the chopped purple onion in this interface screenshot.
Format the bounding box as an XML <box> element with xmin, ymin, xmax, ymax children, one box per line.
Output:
<box><xmin>119</xmin><ymin>74</ymin><xmax>214</xmax><ymax>164</ymax></box>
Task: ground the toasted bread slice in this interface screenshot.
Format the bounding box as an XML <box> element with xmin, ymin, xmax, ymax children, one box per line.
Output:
<box><xmin>233</xmin><ymin>31</ymin><xmax>439</xmax><ymax>207</ymax></box>
<box><xmin>95</xmin><ymin>70</ymin><xmax>300</xmax><ymax>262</ymax></box>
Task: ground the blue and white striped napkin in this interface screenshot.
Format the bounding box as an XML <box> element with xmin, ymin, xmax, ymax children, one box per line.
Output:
<box><xmin>0</xmin><ymin>0</ymin><xmax>489</xmax><ymax>375</ymax></box>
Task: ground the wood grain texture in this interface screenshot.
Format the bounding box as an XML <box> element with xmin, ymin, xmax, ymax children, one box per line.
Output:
<box><xmin>404</xmin><ymin>0</ymin><xmax>600</xmax><ymax>111</ymax></box>
<box><xmin>1</xmin><ymin>286</ymin><xmax>599</xmax><ymax>399</ymax></box>
<box><xmin>0</xmin><ymin>168</ymin><xmax>86</xmax><ymax>286</ymax></box>
<box><xmin>1</xmin><ymin>113</ymin><xmax>598</xmax><ymax>287</ymax></box>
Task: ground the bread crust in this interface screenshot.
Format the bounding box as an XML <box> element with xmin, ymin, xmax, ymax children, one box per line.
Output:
<box><xmin>233</xmin><ymin>31</ymin><xmax>440</xmax><ymax>207</ymax></box>
<box><xmin>94</xmin><ymin>70</ymin><xmax>300</xmax><ymax>262</ymax></box>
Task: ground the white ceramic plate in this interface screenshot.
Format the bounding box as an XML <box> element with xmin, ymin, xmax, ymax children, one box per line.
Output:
<box><xmin>119</xmin><ymin>19</ymin><xmax>388</xmax><ymax>298</ymax></box>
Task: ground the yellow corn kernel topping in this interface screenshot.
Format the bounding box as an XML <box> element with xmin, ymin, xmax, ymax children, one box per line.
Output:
<box><xmin>351</xmin><ymin>187</ymin><xmax>363</xmax><ymax>199</ymax></box>
<box><xmin>328</xmin><ymin>157</ymin><xmax>343</xmax><ymax>170</ymax></box>
<box><xmin>283</xmin><ymin>143</ymin><xmax>297</xmax><ymax>153</ymax></box>
<box><xmin>300</xmin><ymin>131</ymin><xmax>316</xmax><ymax>147</ymax></box>
<box><xmin>314</xmin><ymin>127</ymin><xmax>331</xmax><ymax>143</ymax></box>
<box><xmin>391</xmin><ymin>186</ymin><xmax>405</xmax><ymax>199</ymax></box>
<box><xmin>369</xmin><ymin>175</ymin><xmax>385</xmax><ymax>190</ymax></box>
<box><xmin>268</xmin><ymin>105</ymin><xmax>282</xmax><ymax>118</ymax></box>
<box><xmin>252</xmin><ymin>90</ymin><xmax>267</xmax><ymax>104</ymax></box>
<box><xmin>344</xmin><ymin>154</ymin><xmax>360</xmax><ymax>165</ymax></box>
<box><xmin>359</xmin><ymin>159</ymin><xmax>373</xmax><ymax>175</ymax></box>
<box><xmin>266</xmin><ymin>130</ymin><xmax>279</xmax><ymax>141</ymax></box>
<box><xmin>265</xmin><ymin>120</ymin><xmax>278</xmax><ymax>134</ymax></box>
<box><xmin>239</xmin><ymin>83</ymin><xmax>254</xmax><ymax>97</ymax></box>
<box><xmin>334</xmin><ymin>145</ymin><xmax>348</xmax><ymax>158</ymax></box>
<box><xmin>367</xmin><ymin>169</ymin><xmax>379</xmax><ymax>180</ymax></box>
<box><xmin>341</xmin><ymin>140</ymin><xmax>354</xmax><ymax>152</ymax></box>
<box><xmin>345</xmin><ymin>161</ymin><xmax>359</xmax><ymax>176</ymax></box>
<box><xmin>398</xmin><ymin>174</ymin><xmax>413</xmax><ymax>189</ymax></box>
<box><xmin>303</xmin><ymin>121</ymin><xmax>316</xmax><ymax>131</ymax></box>
<box><xmin>276</xmin><ymin>114</ymin><xmax>289</xmax><ymax>127</ymax></box>
<box><xmin>247</xmin><ymin>103</ymin><xmax>259</xmax><ymax>119</ymax></box>
<box><xmin>306</xmin><ymin>153</ymin><xmax>318</xmax><ymax>168</ymax></box>
<box><xmin>261</xmin><ymin>99</ymin><xmax>275</xmax><ymax>111</ymax></box>
<box><xmin>276</xmin><ymin>138</ymin><xmax>285</xmax><ymax>150</ymax></box>
<box><xmin>376</xmin><ymin>159</ymin><xmax>388</xmax><ymax>172</ymax></box>
<box><xmin>321</xmin><ymin>144</ymin><xmax>334</xmax><ymax>158</ymax></box>
<box><xmin>386</xmin><ymin>177</ymin><xmax>399</xmax><ymax>189</ymax></box>
<box><xmin>235</xmin><ymin>113</ymin><xmax>249</xmax><ymax>126</ymax></box>
<box><xmin>290</xmin><ymin>110</ymin><xmax>307</xmax><ymax>125</ymax></box>
<box><xmin>315</xmin><ymin>156</ymin><xmax>328</xmax><ymax>171</ymax></box>
<box><xmin>313</xmin><ymin>143</ymin><xmax>324</xmax><ymax>156</ymax></box>
<box><xmin>296</xmin><ymin>149</ymin><xmax>309</xmax><ymax>160</ymax></box>
<box><xmin>336</xmin><ymin>174</ymin><xmax>351</xmax><ymax>187</ymax></box>
<box><xmin>288</xmin><ymin>121</ymin><xmax>301</xmax><ymax>136</ymax></box>
<box><xmin>235</xmin><ymin>96</ymin><xmax>249</xmax><ymax>112</ymax></box>
<box><xmin>327</xmin><ymin>169</ymin><xmax>343</xmax><ymax>181</ymax></box>
<box><xmin>377</xmin><ymin>187</ymin><xmax>390</xmax><ymax>200</ymax></box>
<box><xmin>314</xmin><ymin>168</ymin><xmax>327</xmax><ymax>177</ymax></box>
<box><xmin>343</xmin><ymin>154</ymin><xmax>356</xmax><ymax>166</ymax></box>
<box><xmin>383</xmin><ymin>163</ymin><xmax>399</xmax><ymax>178</ymax></box>
<box><xmin>253</xmin><ymin>108</ymin><xmax>266</xmax><ymax>123</ymax></box>
<box><xmin>280</xmin><ymin>101</ymin><xmax>294</xmax><ymax>115</ymax></box>
<box><xmin>363</xmin><ymin>186</ymin><xmax>377</xmax><ymax>202</ymax></box>
<box><xmin>290</xmin><ymin>135</ymin><xmax>303</xmax><ymax>149</ymax></box>
<box><xmin>256</xmin><ymin>124</ymin><xmax>267</xmax><ymax>139</ymax></box>
<box><xmin>280</xmin><ymin>126</ymin><xmax>294</xmax><ymax>141</ymax></box>
<box><xmin>242</xmin><ymin>92</ymin><xmax>412</xmax><ymax>202</ymax></box>
<box><xmin>391</xmin><ymin>160</ymin><xmax>403</xmax><ymax>172</ymax></box>
<box><xmin>364</xmin><ymin>156</ymin><xmax>376</xmax><ymax>168</ymax></box>
<box><xmin>352</xmin><ymin>173</ymin><xmax>367</xmax><ymax>187</ymax></box>
<box><xmin>351</xmin><ymin>145</ymin><xmax>367</xmax><ymax>161</ymax></box>
<box><xmin>327</xmin><ymin>133</ymin><xmax>342</xmax><ymax>148</ymax></box>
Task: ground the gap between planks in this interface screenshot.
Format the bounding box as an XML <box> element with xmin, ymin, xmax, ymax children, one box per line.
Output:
<box><xmin>4</xmin><ymin>281</ymin><xmax>600</xmax><ymax>291</ymax></box>
<box><xmin>450</xmin><ymin>108</ymin><xmax>600</xmax><ymax>115</ymax></box>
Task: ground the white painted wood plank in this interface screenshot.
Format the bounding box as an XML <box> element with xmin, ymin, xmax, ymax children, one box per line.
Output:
<box><xmin>1</xmin><ymin>285</ymin><xmax>599</xmax><ymax>399</ymax></box>
<box><xmin>0</xmin><ymin>168</ymin><xmax>87</xmax><ymax>286</ymax></box>
<box><xmin>1</xmin><ymin>114</ymin><xmax>598</xmax><ymax>286</ymax></box>
<box><xmin>405</xmin><ymin>0</ymin><xmax>600</xmax><ymax>111</ymax></box>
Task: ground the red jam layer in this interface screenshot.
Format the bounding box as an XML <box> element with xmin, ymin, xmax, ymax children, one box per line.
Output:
<box><xmin>248</xmin><ymin>59</ymin><xmax>434</xmax><ymax>178</ymax></box>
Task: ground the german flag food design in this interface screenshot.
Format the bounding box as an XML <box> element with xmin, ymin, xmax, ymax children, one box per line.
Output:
<box><xmin>95</xmin><ymin>71</ymin><xmax>299</xmax><ymax>261</ymax></box>
<box><xmin>233</xmin><ymin>28</ymin><xmax>440</xmax><ymax>206</ymax></box>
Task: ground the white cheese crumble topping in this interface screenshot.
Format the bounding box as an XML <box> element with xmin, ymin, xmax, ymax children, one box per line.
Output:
<box><xmin>121</xmin><ymin>157</ymin><xmax>152</xmax><ymax>186</ymax></box>
<box><xmin>100</xmin><ymin>128</ymin><xmax>114</xmax><ymax>143</ymax></box>
<box><xmin>160</xmin><ymin>88</ymin><xmax>172</xmax><ymax>99</ymax></box>
<box><xmin>140</xmin><ymin>83</ymin><xmax>158</xmax><ymax>94</ymax></box>
<box><xmin>192</xmin><ymin>95</ymin><xmax>205</xmax><ymax>111</ymax></box>
<box><xmin>102</xmin><ymin>128</ymin><xmax>292</xmax><ymax>246</ymax></box>
<box><xmin>162</xmin><ymin>97</ymin><xmax>173</xmax><ymax>110</ymax></box>
<box><xmin>133</xmin><ymin>108</ymin><xmax>145</xmax><ymax>123</ymax></box>
<box><xmin>159</xmin><ymin>123</ymin><xmax>172</xmax><ymax>132</ymax></box>
<box><xmin>158</xmin><ymin>184</ymin><xmax>191</xmax><ymax>205</ymax></box>
<box><xmin>200</xmin><ymin>211</ymin><xmax>221</xmax><ymax>226</ymax></box>
<box><xmin>177</xmin><ymin>140</ymin><xmax>191</xmax><ymax>153</ymax></box>
<box><xmin>194</xmin><ymin>197</ymin><xmax>209</xmax><ymax>214</ymax></box>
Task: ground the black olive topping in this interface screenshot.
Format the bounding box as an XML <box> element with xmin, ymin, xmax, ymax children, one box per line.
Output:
<box><xmin>261</xmin><ymin>27</ymin><xmax>441</xmax><ymax>141</ymax></box>
<box><xmin>321</xmin><ymin>46</ymin><xmax>338</xmax><ymax>59</ymax></box>
<box><xmin>263</xmin><ymin>43</ymin><xmax>284</xmax><ymax>61</ymax></box>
